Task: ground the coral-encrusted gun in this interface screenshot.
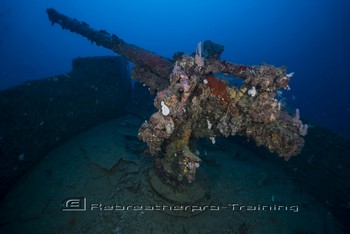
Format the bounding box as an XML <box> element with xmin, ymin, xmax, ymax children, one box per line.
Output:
<box><xmin>47</xmin><ymin>8</ymin><xmax>307</xmax><ymax>185</ymax></box>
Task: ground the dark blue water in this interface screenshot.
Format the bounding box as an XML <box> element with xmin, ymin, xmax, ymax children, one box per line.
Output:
<box><xmin>1</xmin><ymin>0</ymin><xmax>349</xmax><ymax>137</ymax></box>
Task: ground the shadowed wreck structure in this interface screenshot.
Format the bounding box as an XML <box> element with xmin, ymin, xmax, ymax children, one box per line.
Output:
<box><xmin>46</xmin><ymin>8</ymin><xmax>308</xmax><ymax>190</ymax></box>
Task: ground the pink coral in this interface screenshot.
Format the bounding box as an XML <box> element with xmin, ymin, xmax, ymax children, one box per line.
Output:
<box><xmin>293</xmin><ymin>108</ymin><xmax>308</xmax><ymax>136</ymax></box>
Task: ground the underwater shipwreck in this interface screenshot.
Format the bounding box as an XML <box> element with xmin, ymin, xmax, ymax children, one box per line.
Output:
<box><xmin>47</xmin><ymin>8</ymin><xmax>308</xmax><ymax>186</ymax></box>
<box><xmin>0</xmin><ymin>8</ymin><xmax>349</xmax><ymax>233</ymax></box>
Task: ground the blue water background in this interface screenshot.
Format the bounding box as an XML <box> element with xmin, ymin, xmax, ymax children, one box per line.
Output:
<box><xmin>0</xmin><ymin>0</ymin><xmax>349</xmax><ymax>137</ymax></box>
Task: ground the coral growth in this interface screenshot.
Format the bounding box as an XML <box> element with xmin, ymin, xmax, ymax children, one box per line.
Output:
<box><xmin>293</xmin><ymin>108</ymin><xmax>308</xmax><ymax>136</ymax></box>
<box><xmin>207</xmin><ymin>74</ymin><xmax>231</xmax><ymax>101</ymax></box>
<box><xmin>139</xmin><ymin>44</ymin><xmax>306</xmax><ymax>184</ymax></box>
